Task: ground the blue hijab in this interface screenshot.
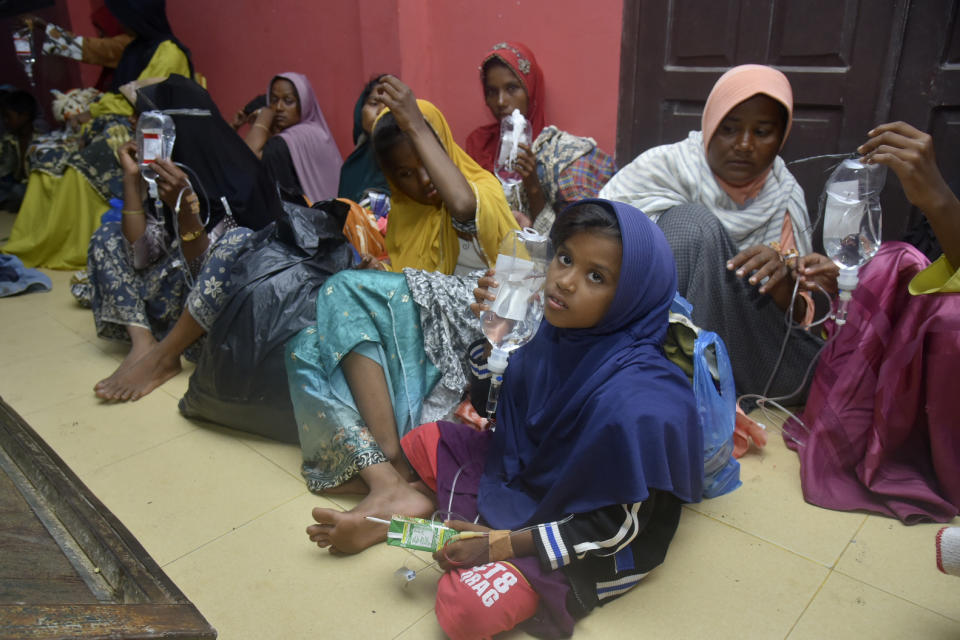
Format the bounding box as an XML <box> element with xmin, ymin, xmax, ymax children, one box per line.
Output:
<box><xmin>478</xmin><ymin>199</ymin><xmax>703</xmax><ymax>530</ymax></box>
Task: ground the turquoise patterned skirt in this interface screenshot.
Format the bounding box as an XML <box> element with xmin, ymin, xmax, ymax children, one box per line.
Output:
<box><xmin>285</xmin><ymin>269</ymin><xmax>441</xmax><ymax>492</ymax></box>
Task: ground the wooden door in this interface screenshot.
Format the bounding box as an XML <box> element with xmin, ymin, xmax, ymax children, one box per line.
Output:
<box><xmin>885</xmin><ymin>0</ymin><xmax>960</xmax><ymax>245</ymax></box>
<box><xmin>616</xmin><ymin>0</ymin><xmax>911</xmax><ymax>248</ymax></box>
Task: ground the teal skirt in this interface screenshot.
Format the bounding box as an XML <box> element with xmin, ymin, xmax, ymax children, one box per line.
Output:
<box><xmin>285</xmin><ymin>270</ymin><xmax>441</xmax><ymax>491</ymax></box>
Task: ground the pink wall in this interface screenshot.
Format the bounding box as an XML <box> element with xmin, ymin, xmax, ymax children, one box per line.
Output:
<box><xmin>59</xmin><ymin>0</ymin><xmax>623</xmax><ymax>158</ymax></box>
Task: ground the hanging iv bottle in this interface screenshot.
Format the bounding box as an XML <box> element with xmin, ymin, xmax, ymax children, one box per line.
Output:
<box><xmin>480</xmin><ymin>227</ymin><xmax>551</xmax><ymax>421</ymax></box>
<box><xmin>13</xmin><ymin>28</ymin><xmax>37</xmax><ymax>87</ymax></box>
<box><xmin>136</xmin><ymin>110</ymin><xmax>177</xmax><ymax>209</ymax></box>
<box><xmin>821</xmin><ymin>157</ymin><xmax>886</xmax><ymax>325</ymax></box>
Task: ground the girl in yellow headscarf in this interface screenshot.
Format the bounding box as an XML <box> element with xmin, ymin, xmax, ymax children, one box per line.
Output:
<box><xmin>286</xmin><ymin>77</ymin><xmax>516</xmax><ymax>518</ymax></box>
<box><xmin>369</xmin><ymin>75</ymin><xmax>516</xmax><ymax>274</ymax></box>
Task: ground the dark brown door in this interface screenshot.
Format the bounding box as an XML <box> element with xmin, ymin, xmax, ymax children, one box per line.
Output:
<box><xmin>616</xmin><ymin>0</ymin><xmax>919</xmax><ymax>248</ymax></box>
<box><xmin>885</xmin><ymin>0</ymin><xmax>960</xmax><ymax>243</ymax></box>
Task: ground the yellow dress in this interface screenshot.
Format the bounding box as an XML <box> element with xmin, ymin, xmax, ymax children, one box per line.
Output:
<box><xmin>909</xmin><ymin>254</ymin><xmax>960</xmax><ymax>294</ymax></box>
<box><xmin>3</xmin><ymin>41</ymin><xmax>191</xmax><ymax>269</ymax></box>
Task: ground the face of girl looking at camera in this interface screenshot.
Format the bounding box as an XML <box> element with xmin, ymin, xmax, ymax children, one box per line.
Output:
<box><xmin>270</xmin><ymin>78</ymin><xmax>301</xmax><ymax>131</ymax></box>
<box><xmin>361</xmin><ymin>92</ymin><xmax>385</xmax><ymax>136</ymax></box>
<box><xmin>543</xmin><ymin>231</ymin><xmax>622</xmax><ymax>329</ymax></box>
<box><xmin>483</xmin><ymin>62</ymin><xmax>528</xmax><ymax>122</ymax></box>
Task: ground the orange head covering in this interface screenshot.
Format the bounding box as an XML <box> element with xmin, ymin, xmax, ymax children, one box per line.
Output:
<box><xmin>701</xmin><ymin>64</ymin><xmax>794</xmax><ymax>202</ymax></box>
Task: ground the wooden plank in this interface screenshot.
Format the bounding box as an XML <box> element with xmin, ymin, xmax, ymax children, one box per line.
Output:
<box><xmin>0</xmin><ymin>605</ymin><xmax>217</xmax><ymax>639</ymax></box>
<box><xmin>0</xmin><ymin>398</ymin><xmax>217</xmax><ymax>638</ymax></box>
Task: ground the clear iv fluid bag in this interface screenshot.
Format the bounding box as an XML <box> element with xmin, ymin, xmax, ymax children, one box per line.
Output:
<box><xmin>480</xmin><ymin>228</ymin><xmax>551</xmax><ymax>418</ymax></box>
<box><xmin>822</xmin><ymin>158</ymin><xmax>886</xmax><ymax>270</ymax></box>
<box><xmin>137</xmin><ymin>111</ymin><xmax>176</xmax><ymax>185</ymax></box>
<box><xmin>494</xmin><ymin>109</ymin><xmax>532</xmax><ymax>188</ymax></box>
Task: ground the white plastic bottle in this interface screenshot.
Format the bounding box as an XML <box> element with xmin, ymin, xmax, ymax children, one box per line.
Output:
<box><xmin>136</xmin><ymin>111</ymin><xmax>177</xmax><ymax>208</ymax></box>
<box><xmin>13</xmin><ymin>28</ymin><xmax>36</xmax><ymax>86</ymax></box>
<box><xmin>494</xmin><ymin>108</ymin><xmax>532</xmax><ymax>190</ymax></box>
<box><xmin>821</xmin><ymin>157</ymin><xmax>886</xmax><ymax>325</ymax></box>
<box><xmin>480</xmin><ymin>227</ymin><xmax>551</xmax><ymax>419</ymax></box>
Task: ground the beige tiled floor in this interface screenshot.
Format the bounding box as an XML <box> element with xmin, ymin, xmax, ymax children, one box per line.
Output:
<box><xmin>2</xmin><ymin>209</ymin><xmax>959</xmax><ymax>639</ymax></box>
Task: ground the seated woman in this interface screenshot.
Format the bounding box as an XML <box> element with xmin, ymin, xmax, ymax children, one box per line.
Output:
<box><xmin>600</xmin><ymin>64</ymin><xmax>836</xmax><ymax>402</ymax></box>
<box><xmin>243</xmin><ymin>72</ymin><xmax>342</xmax><ymax>205</ymax></box>
<box><xmin>307</xmin><ymin>200</ymin><xmax>704</xmax><ymax>639</ymax></box>
<box><xmin>286</xmin><ymin>75</ymin><xmax>516</xmax><ymax>494</ymax></box>
<box><xmin>3</xmin><ymin>0</ymin><xmax>194</xmax><ymax>269</ymax></box>
<box><xmin>465</xmin><ymin>41</ymin><xmax>617</xmax><ymax>233</ymax></box>
<box><xmin>89</xmin><ymin>75</ymin><xmax>282</xmax><ymax>402</ymax></box>
<box><xmin>337</xmin><ymin>74</ymin><xmax>390</xmax><ymax>203</ymax></box>
<box><xmin>784</xmin><ymin>122</ymin><xmax>960</xmax><ymax>524</ymax></box>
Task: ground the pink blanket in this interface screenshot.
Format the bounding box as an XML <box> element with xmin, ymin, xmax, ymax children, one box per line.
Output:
<box><xmin>784</xmin><ymin>242</ymin><xmax>960</xmax><ymax>523</ymax></box>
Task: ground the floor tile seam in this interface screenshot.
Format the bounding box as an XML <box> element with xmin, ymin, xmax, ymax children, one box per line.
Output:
<box><xmin>79</xmin><ymin>427</ymin><xmax>200</xmax><ymax>476</ymax></box>
<box><xmin>686</xmin><ymin>508</ymin><xmax>839</xmax><ymax>569</ymax></box>
<box><xmin>392</xmin><ymin>607</ymin><xmax>439</xmax><ymax>639</ymax></box>
<box><xmin>159</xmin><ymin>491</ymin><xmax>310</xmax><ymax>568</ymax></box>
<box><xmin>782</xmin><ymin>568</ymin><xmax>833</xmax><ymax>639</ymax></box>
<box><xmin>14</xmin><ymin>391</ymin><xmax>114</xmax><ymax>420</ymax></box>
<box><xmin>0</xmin><ymin>334</ymin><xmax>89</xmax><ymax>366</ymax></box>
<box><xmin>237</xmin><ymin>439</ymin><xmax>309</xmax><ymax>484</ymax></box>
<box><xmin>829</xmin><ymin>565</ymin><xmax>960</xmax><ymax>624</ymax></box>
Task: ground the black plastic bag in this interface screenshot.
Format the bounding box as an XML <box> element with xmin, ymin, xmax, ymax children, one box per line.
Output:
<box><xmin>179</xmin><ymin>200</ymin><xmax>353</xmax><ymax>442</ymax></box>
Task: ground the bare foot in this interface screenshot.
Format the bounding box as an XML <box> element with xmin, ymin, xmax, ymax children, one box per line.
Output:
<box><xmin>94</xmin><ymin>344</ymin><xmax>181</xmax><ymax>402</ymax></box>
<box><xmin>319</xmin><ymin>476</ymin><xmax>369</xmax><ymax>496</ymax></box>
<box><xmin>307</xmin><ymin>481</ymin><xmax>434</xmax><ymax>554</ymax></box>
<box><xmin>94</xmin><ymin>335</ymin><xmax>157</xmax><ymax>394</ymax></box>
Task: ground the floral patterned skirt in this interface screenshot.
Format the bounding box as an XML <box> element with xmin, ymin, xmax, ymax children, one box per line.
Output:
<box><xmin>87</xmin><ymin>221</ymin><xmax>251</xmax><ymax>362</ymax></box>
<box><xmin>285</xmin><ymin>269</ymin><xmax>443</xmax><ymax>491</ymax></box>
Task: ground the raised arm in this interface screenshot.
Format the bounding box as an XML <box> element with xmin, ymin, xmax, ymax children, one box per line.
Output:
<box><xmin>376</xmin><ymin>75</ymin><xmax>477</xmax><ymax>222</ymax></box>
<box><xmin>858</xmin><ymin>121</ymin><xmax>960</xmax><ymax>268</ymax></box>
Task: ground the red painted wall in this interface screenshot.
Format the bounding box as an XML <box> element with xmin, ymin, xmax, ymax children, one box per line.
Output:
<box><xmin>54</xmin><ymin>0</ymin><xmax>623</xmax><ymax>158</ymax></box>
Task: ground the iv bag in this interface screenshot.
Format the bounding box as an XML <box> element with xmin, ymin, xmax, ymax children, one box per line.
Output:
<box><xmin>822</xmin><ymin>158</ymin><xmax>886</xmax><ymax>270</ymax></box>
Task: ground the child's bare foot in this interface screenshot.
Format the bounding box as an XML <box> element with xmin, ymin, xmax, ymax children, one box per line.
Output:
<box><xmin>95</xmin><ymin>345</ymin><xmax>181</xmax><ymax>402</ymax></box>
<box><xmin>307</xmin><ymin>479</ymin><xmax>434</xmax><ymax>554</ymax></box>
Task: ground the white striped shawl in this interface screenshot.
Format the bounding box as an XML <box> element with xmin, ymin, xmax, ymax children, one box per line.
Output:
<box><xmin>599</xmin><ymin>131</ymin><xmax>812</xmax><ymax>254</ymax></box>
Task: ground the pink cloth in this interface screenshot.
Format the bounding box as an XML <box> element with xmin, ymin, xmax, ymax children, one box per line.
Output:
<box><xmin>784</xmin><ymin>242</ymin><xmax>960</xmax><ymax>523</ymax></box>
<box><xmin>273</xmin><ymin>72</ymin><xmax>342</xmax><ymax>203</ymax></box>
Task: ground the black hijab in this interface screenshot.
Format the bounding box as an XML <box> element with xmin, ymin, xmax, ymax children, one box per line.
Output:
<box><xmin>135</xmin><ymin>75</ymin><xmax>283</xmax><ymax>233</ymax></box>
<box><xmin>336</xmin><ymin>76</ymin><xmax>390</xmax><ymax>202</ymax></box>
<box><xmin>106</xmin><ymin>0</ymin><xmax>193</xmax><ymax>90</ymax></box>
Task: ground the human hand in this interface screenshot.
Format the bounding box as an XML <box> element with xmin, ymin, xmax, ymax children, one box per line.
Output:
<box><xmin>67</xmin><ymin>111</ymin><xmax>92</xmax><ymax>131</ymax></box>
<box><xmin>434</xmin><ymin>521</ymin><xmax>493</xmax><ymax>571</ymax></box>
<box><xmin>795</xmin><ymin>252</ymin><xmax>839</xmax><ymax>295</ymax></box>
<box><xmin>117</xmin><ymin>141</ymin><xmax>139</xmax><ymax>178</ymax></box>
<box><xmin>23</xmin><ymin>15</ymin><xmax>46</xmax><ymax>30</ymax></box>
<box><xmin>374</xmin><ymin>75</ymin><xmax>426</xmax><ymax>134</ymax></box>
<box><xmin>231</xmin><ymin>108</ymin><xmax>251</xmax><ymax>131</ymax></box>
<box><xmin>150</xmin><ymin>159</ymin><xmax>192</xmax><ymax>211</ymax></box>
<box><xmin>253</xmin><ymin>105</ymin><xmax>276</xmax><ymax>131</ymax></box>
<box><xmin>355</xmin><ymin>254</ymin><xmax>387</xmax><ymax>270</ymax></box>
<box><xmin>858</xmin><ymin>121</ymin><xmax>952</xmax><ymax>215</ymax></box>
<box><xmin>470</xmin><ymin>269</ymin><xmax>498</xmax><ymax>317</ymax></box>
<box><xmin>727</xmin><ymin>244</ymin><xmax>791</xmax><ymax>295</ymax></box>
<box><xmin>515</xmin><ymin>144</ymin><xmax>538</xmax><ymax>181</ymax></box>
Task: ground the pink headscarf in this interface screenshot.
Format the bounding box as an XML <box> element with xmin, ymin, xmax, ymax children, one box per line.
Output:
<box><xmin>272</xmin><ymin>72</ymin><xmax>343</xmax><ymax>203</ymax></box>
<box><xmin>700</xmin><ymin>64</ymin><xmax>793</xmax><ymax>203</ymax></box>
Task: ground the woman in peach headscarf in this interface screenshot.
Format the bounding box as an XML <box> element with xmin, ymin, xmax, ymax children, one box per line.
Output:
<box><xmin>601</xmin><ymin>64</ymin><xmax>836</xmax><ymax>403</ymax></box>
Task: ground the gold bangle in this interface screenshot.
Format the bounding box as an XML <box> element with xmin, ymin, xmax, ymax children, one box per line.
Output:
<box><xmin>180</xmin><ymin>228</ymin><xmax>204</xmax><ymax>242</ymax></box>
<box><xmin>252</xmin><ymin>122</ymin><xmax>271</xmax><ymax>133</ymax></box>
<box><xmin>121</xmin><ymin>208</ymin><xmax>144</xmax><ymax>215</ymax></box>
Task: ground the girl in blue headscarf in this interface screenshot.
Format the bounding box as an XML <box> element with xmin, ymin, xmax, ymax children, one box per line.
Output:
<box><xmin>306</xmin><ymin>199</ymin><xmax>703</xmax><ymax>639</ymax></box>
